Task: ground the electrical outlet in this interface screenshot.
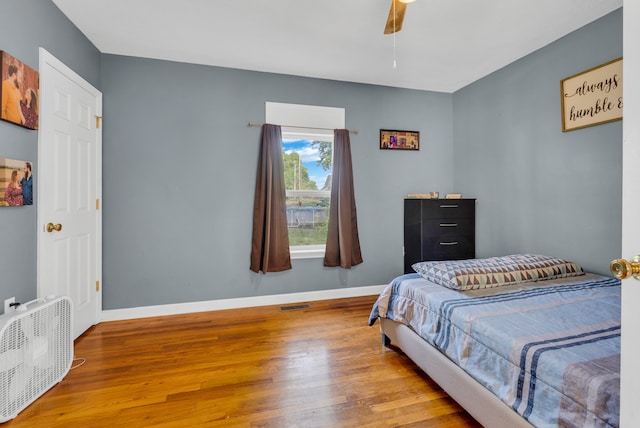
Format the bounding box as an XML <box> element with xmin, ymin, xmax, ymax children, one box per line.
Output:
<box><xmin>4</xmin><ymin>297</ymin><xmax>15</xmax><ymax>314</ymax></box>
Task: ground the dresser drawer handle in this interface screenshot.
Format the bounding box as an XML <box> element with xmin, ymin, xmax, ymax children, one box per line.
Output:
<box><xmin>439</xmin><ymin>204</ymin><xmax>459</xmax><ymax>208</ymax></box>
<box><xmin>439</xmin><ymin>241</ymin><xmax>459</xmax><ymax>246</ymax></box>
<box><xmin>440</xmin><ymin>223</ymin><xmax>458</xmax><ymax>227</ymax></box>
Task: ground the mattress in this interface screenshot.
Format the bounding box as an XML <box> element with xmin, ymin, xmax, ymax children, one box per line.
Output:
<box><xmin>369</xmin><ymin>272</ymin><xmax>620</xmax><ymax>427</ymax></box>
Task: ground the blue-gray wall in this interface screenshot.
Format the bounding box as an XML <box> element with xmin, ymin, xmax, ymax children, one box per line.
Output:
<box><xmin>0</xmin><ymin>0</ymin><xmax>100</xmax><ymax>314</ymax></box>
<box><xmin>453</xmin><ymin>9</ymin><xmax>622</xmax><ymax>274</ymax></box>
<box><xmin>101</xmin><ymin>55</ymin><xmax>453</xmax><ymax>309</ymax></box>
<box><xmin>0</xmin><ymin>1</ymin><xmax>622</xmax><ymax>313</ymax></box>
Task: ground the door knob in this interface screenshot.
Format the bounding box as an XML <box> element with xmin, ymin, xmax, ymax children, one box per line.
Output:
<box><xmin>610</xmin><ymin>255</ymin><xmax>640</xmax><ymax>280</ymax></box>
<box><xmin>46</xmin><ymin>223</ymin><xmax>62</xmax><ymax>233</ymax></box>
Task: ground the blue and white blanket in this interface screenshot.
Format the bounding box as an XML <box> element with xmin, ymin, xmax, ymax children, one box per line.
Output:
<box><xmin>369</xmin><ymin>273</ymin><xmax>620</xmax><ymax>427</ymax></box>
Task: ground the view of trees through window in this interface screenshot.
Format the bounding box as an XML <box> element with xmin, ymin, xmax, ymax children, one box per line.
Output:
<box><xmin>282</xmin><ymin>139</ymin><xmax>332</xmax><ymax>247</ymax></box>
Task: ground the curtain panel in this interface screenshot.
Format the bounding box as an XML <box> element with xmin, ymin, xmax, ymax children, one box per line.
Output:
<box><xmin>324</xmin><ymin>129</ymin><xmax>363</xmax><ymax>268</ymax></box>
<box><xmin>250</xmin><ymin>124</ymin><xmax>292</xmax><ymax>274</ymax></box>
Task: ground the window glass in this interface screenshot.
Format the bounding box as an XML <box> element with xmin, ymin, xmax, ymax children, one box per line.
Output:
<box><xmin>282</xmin><ymin>138</ymin><xmax>332</xmax><ymax>247</ymax></box>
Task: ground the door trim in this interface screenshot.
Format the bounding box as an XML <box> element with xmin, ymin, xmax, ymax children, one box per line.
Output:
<box><xmin>36</xmin><ymin>48</ymin><xmax>103</xmax><ymax>320</ymax></box>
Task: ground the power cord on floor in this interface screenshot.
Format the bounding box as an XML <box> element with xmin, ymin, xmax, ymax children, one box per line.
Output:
<box><xmin>71</xmin><ymin>357</ymin><xmax>86</xmax><ymax>370</ymax></box>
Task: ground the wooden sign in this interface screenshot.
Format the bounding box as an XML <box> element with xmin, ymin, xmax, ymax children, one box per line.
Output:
<box><xmin>560</xmin><ymin>57</ymin><xmax>622</xmax><ymax>132</ymax></box>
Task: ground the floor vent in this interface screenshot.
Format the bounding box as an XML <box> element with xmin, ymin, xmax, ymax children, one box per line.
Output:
<box><xmin>280</xmin><ymin>304</ymin><xmax>310</xmax><ymax>312</ymax></box>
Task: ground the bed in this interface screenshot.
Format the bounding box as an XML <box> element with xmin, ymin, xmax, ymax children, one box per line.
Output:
<box><xmin>369</xmin><ymin>254</ymin><xmax>620</xmax><ymax>428</ymax></box>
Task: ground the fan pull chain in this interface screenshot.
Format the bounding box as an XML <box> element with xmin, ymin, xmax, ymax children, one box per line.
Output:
<box><xmin>393</xmin><ymin>32</ymin><xmax>397</xmax><ymax>69</ymax></box>
<box><xmin>393</xmin><ymin>0</ymin><xmax>397</xmax><ymax>69</ymax></box>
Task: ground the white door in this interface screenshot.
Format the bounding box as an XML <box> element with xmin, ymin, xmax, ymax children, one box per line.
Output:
<box><xmin>37</xmin><ymin>48</ymin><xmax>102</xmax><ymax>340</ymax></box>
<box><xmin>620</xmin><ymin>3</ymin><xmax>640</xmax><ymax>426</ymax></box>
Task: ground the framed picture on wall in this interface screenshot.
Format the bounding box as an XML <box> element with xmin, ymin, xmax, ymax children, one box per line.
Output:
<box><xmin>560</xmin><ymin>57</ymin><xmax>623</xmax><ymax>132</ymax></box>
<box><xmin>1</xmin><ymin>50</ymin><xmax>39</xmax><ymax>130</ymax></box>
<box><xmin>0</xmin><ymin>157</ymin><xmax>33</xmax><ymax>206</ymax></box>
<box><xmin>380</xmin><ymin>129</ymin><xmax>420</xmax><ymax>150</ymax></box>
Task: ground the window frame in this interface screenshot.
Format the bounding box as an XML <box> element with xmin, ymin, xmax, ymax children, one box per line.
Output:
<box><xmin>266</xmin><ymin>102</ymin><xmax>344</xmax><ymax>259</ymax></box>
<box><xmin>282</xmin><ymin>137</ymin><xmax>333</xmax><ymax>259</ymax></box>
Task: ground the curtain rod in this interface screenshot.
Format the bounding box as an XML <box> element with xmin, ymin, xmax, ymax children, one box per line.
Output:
<box><xmin>247</xmin><ymin>122</ymin><xmax>359</xmax><ymax>134</ymax></box>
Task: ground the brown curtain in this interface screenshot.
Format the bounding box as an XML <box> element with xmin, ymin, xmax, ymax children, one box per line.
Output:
<box><xmin>324</xmin><ymin>129</ymin><xmax>363</xmax><ymax>268</ymax></box>
<box><xmin>250</xmin><ymin>124</ymin><xmax>292</xmax><ymax>274</ymax></box>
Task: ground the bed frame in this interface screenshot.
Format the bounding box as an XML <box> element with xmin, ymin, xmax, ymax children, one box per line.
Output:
<box><xmin>380</xmin><ymin>318</ymin><xmax>533</xmax><ymax>428</ymax></box>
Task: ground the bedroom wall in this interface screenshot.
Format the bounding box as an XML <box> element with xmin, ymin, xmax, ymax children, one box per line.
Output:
<box><xmin>453</xmin><ymin>9</ymin><xmax>623</xmax><ymax>275</ymax></box>
<box><xmin>0</xmin><ymin>0</ymin><xmax>101</xmax><ymax>314</ymax></box>
<box><xmin>100</xmin><ymin>55</ymin><xmax>454</xmax><ymax>309</ymax></box>
<box><xmin>0</xmin><ymin>2</ymin><xmax>622</xmax><ymax>315</ymax></box>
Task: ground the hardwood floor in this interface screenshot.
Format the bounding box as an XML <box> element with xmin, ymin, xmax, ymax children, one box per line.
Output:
<box><xmin>5</xmin><ymin>296</ymin><xmax>480</xmax><ymax>427</ymax></box>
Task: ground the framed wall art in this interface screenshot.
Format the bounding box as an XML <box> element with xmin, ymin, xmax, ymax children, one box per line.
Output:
<box><xmin>0</xmin><ymin>157</ymin><xmax>33</xmax><ymax>206</ymax></box>
<box><xmin>560</xmin><ymin>57</ymin><xmax>622</xmax><ymax>132</ymax></box>
<box><xmin>380</xmin><ymin>129</ymin><xmax>419</xmax><ymax>150</ymax></box>
<box><xmin>1</xmin><ymin>50</ymin><xmax>39</xmax><ymax>130</ymax></box>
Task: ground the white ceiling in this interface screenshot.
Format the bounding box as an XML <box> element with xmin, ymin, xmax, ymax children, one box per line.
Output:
<box><xmin>52</xmin><ymin>0</ymin><xmax>622</xmax><ymax>93</ymax></box>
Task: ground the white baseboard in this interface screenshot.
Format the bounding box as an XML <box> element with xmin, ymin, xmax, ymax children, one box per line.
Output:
<box><xmin>101</xmin><ymin>284</ymin><xmax>387</xmax><ymax>322</ymax></box>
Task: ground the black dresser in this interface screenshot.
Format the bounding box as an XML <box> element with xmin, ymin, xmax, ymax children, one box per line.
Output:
<box><xmin>404</xmin><ymin>198</ymin><xmax>476</xmax><ymax>274</ymax></box>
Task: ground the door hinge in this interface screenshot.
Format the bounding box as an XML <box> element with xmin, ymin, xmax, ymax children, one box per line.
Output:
<box><xmin>96</xmin><ymin>281</ymin><xmax>100</xmax><ymax>292</ymax></box>
<box><xmin>96</xmin><ymin>199</ymin><xmax>100</xmax><ymax>210</ymax></box>
<box><xmin>96</xmin><ymin>116</ymin><xmax>102</xmax><ymax>129</ymax></box>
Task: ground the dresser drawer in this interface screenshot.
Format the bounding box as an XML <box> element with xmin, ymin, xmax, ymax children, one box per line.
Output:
<box><xmin>421</xmin><ymin>218</ymin><xmax>474</xmax><ymax>238</ymax></box>
<box><xmin>420</xmin><ymin>200</ymin><xmax>474</xmax><ymax>220</ymax></box>
<box><xmin>421</xmin><ymin>234</ymin><xmax>475</xmax><ymax>261</ymax></box>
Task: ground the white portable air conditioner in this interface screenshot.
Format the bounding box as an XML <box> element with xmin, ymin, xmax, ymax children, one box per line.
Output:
<box><xmin>0</xmin><ymin>296</ymin><xmax>73</xmax><ymax>422</ymax></box>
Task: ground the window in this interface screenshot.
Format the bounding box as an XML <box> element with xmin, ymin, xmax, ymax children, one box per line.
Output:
<box><xmin>282</xmin><ymin>136</ymin><xmax>332</xmax><ymax>255</ymax></box>
<box><xmin>265</xmin><ymin>102</ymin><xmax>345</xmax><ymax>258</ymax></box>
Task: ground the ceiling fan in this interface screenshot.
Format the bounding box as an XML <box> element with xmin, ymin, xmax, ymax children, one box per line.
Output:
<box><xmin>384</xmin><ymin>0</ymin><xmax>416</xmax><ymax>34</ymax></box>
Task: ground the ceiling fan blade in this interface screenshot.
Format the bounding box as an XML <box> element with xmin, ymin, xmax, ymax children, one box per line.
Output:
<box><xmin>384</xmin><ymin>0</ymin><xmax>408</xmax><ymax>34</ymax></box>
